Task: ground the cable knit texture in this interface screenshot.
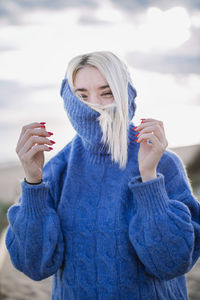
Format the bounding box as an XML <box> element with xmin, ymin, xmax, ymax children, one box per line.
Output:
<box><xmin>5</xmin><ymin>78</ymin><xmax>200</xmax><ymax>300</ymax></box>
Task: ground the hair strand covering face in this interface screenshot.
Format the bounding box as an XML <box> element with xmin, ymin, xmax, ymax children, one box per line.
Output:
<box><xmin>65</xmin><ymin>51</ymin><xmax>137</xmax><ymax>170</ymax></box>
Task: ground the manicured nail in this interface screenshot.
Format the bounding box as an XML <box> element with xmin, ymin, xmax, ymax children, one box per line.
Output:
<box><xmin>40</xmin><ymin>122</ymin><xmax>46</xmax><ymax>124</ymax></box>
<box><xmin>50</xmin><ymin>140</ymin><xmax>56</xmax><ymax>144</ymax></box>
<box><xmin>132</xmin><ymin>126</ymin><xmax>138</xmax><ymax>131</ymax></box>
<box><xmin>41</xmin><ymin>125</ymin><xmax>45</xmax><ymax>128</ymax></box>
<box><xmin>47</xmin><ymin>131</ymin><xmax>53</xmax><ymax>135</ymax></box>
<box><xmin>48</xmin><ymin>147</ymin><xmax>53</xmax><ymax>150</ymax></box>
<box><xmin>135</xmin><ymin>133</ymin><xmax>139</xmax><ymax>137</ymax></box>
<box><xmin>135</xmin><ymin>139</ymin><xmax>138</xmax><ymax>142</ymax></box>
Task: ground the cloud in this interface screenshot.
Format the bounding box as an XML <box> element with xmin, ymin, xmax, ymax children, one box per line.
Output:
<box><xmin>78</xmin><ymin>14</ymin><xmax>111</xmax><ymax>26</ymax></box>
<box><xmin>0</xmin><ymin>80</ymin><xmax>28</xmax><ymax>108</ymax></box>
<box><xmin>177</xmin><ymin>27</ymin><xmax>200</xmax><ymax>57</ymax></box>
<box><xmin>0</xmin><ymin>80</ymin><xmax>56</xmax><ymax>109</ymax></box>
<box><xmin>110</xmin><ymin>0</ymin><xmax>200</xmax><ymax>13</ymax></box>
<box><xmin>126</xmin><ymin>52</ymin><xmax>200</xmax><ymax>75</ymax></box>
<box><xmin>126</xmin><ymin>27</ymin><xmax>200</xmax><ymax>75</ymax></box>
<box><xmin>0</xmin><ymin>38</ymin><xmax>19</xmax><ymax>52</ymax></box>
<box><xmin>1</xmin><ymin>0</ymin><xmax>199</xmax><ymax>29</ymax></box>
<box><xmin>0</xmin><ymin>44</ymin><xmax>17</xmax><ymax>52</ymax></box>
<box><xmin>0</xmin><ymin>0</ymin><xmax>98</xmax><ymax>26</ymax></box>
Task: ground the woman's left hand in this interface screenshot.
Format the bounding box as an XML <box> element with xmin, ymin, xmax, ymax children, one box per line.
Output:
<box><xmin>134</xmin><ymin>118</ymin><xmax>168</xmax><ymax>182</ymax></box>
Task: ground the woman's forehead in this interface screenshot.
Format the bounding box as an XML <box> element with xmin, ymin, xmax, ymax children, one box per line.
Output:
<box><xmin>74</xmin><ymin>66</ymin><xmax>109</xmax><ymax>89</ymax></box>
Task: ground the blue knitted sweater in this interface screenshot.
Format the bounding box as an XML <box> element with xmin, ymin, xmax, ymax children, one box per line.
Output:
<box><xmin>5</xmin><ymin>78</ymin><xmax>200</xmax><ymax>300</ymax></box>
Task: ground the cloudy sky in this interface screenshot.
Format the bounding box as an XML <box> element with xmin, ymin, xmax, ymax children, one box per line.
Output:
<box><xmin>1</xmin><ymin>0</ymin><xmax>200</xmax><ymax>165</ymax></box>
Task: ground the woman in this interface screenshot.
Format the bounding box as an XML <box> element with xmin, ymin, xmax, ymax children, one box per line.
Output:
<box><xmin>5</xmin><ymin>51</ymin><xmax>200</xmax><ymax>299</ymax></box>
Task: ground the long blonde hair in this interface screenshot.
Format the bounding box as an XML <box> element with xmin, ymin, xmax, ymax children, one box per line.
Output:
<box><xmin>66</xmin><ymin>51</ymin><xmax>133</xmax><ymax>170</ymax></box>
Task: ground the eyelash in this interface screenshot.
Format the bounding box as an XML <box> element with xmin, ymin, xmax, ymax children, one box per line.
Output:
<box><xmin>80</xmin><ymin>92</ymin><xmax>113</xmax><ymax>98</ymax></box>
<box><xmin>102</xmin><ymin>92</ymin><xmax>113</xmax><ymax>96</ymax></box>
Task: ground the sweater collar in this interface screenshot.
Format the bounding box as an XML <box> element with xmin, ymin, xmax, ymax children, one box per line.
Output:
<box><xmin>60</xmin><ymin>78</ymin><xmax>137</xmax><ymax>162</ymax></box>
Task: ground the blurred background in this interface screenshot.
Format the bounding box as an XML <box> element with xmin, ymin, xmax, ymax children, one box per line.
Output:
<box><xmin>0</xmin><ymin>0</ymin><xmax>200</xmax><ymax>299</ymax></box>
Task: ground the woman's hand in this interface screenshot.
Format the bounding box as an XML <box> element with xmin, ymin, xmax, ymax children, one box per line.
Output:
<box><xmin>16</xmin><ymin>122</ymin><xmax>55</xmax><ymax>183</ymax></box>
<box><xmin>133</xmin><ymin>118</ymin><xmax>168</xmax><ymax>182</ymax></box>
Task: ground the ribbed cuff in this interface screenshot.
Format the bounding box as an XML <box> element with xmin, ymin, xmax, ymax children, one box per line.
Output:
<box><xmin>20</xmin><ymin>180</ymin><xmax>50</xmax><ymax>216</ymax></box>
<box><xmin>128</xmin><ymin>173</ymin><xmax>169</xmax><ymax>216</ymax></box>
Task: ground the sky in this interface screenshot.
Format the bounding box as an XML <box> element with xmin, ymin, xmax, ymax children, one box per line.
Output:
<box><xmin>1</xmin><ymin>0</ymin><xmax>200</xmax><ymax>165</ymax></box>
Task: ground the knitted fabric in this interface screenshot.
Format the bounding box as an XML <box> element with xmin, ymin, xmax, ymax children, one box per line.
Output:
<box><xmin>5</xmin><ymin>78</ymin><xmax>200</xmax><ymax>300</ymax></box>
<box><xmin>60</xmin><ymin>78</ymin><xmax>137</xmax><ymax>155</ymax></box>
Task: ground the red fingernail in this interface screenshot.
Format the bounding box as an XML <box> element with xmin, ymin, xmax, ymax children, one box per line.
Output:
<box><xmin>48</xmin><ymin>147</ymin><xmax>53</xmax><ymax>150</ymax></box>
<box><xmin>132</xmin><ymin>126</ymin><xmax>138</xmax><ymax>131</ymax></box>
<box><xmin>50</xmin><ymin>140</ymin><xmax>56</xmax><ymax>144</ymax></box>
<box><xmin>41</xmin><ymin>125</ymin><xmax>45</xmax><ymax>128</ymax></box>
<box><xmin>40</xmin><ymin>122</ymin><xmax>46</xmax><ymax>124</ymax></box>
<box><xmin>47</xmin><ymin>131</ymin><xmax>53</xmax><ymax>135</ymax></box>
<box><xmin>135</xmin><ymin>133</ymin><xmax>139</xmax><ymax>137</ymax></box>
<box><xmin>135</xmin><ymin>139</ymin><xmax>138</xmax><ymax>142</ymax></box>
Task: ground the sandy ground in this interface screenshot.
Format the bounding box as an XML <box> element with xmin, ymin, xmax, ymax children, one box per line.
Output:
<box><xmin>0</xmin><ymin>160</ymin><xmax>200</xmax><ymax>299</ymax></box>
<box><xmin>0</xmin><ymin>164</ymin><xmax>26</xmax><ymax>204</ymax></box>
<box><xmin>0</xmin><ymin>229</ymin><xmax>52</xmax><ymax>299</ymax></box>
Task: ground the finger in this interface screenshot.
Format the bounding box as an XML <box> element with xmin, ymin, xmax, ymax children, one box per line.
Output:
<box><xmin>140</xmin><ymin>118</ymin><xmax>164</xmax><ymax>127</ymax></box>
<box><xmin>140</xmin><ymin>118</ymin><xmax>155</xmax><ymax>123</ymax></box>
<box><xmin>134</xmin><ymin>121</ymin><xmax>165</xmax><ymax>135</ymax></box>
<box><xmin>19</xmin><ymin>135</ymin><xmax>54</xmax><ymax>156</ymax></box>
<box><xmin>137</xmin><ymin>132</ymin><xmax>160</xmax><ymax>146</ymax></box>
<box><xmin>21</xmin><ymin>144</ymin><xmax>53</xmax><ymax>163</ymax></box>
<box><xmin>136</xmin><ymin>124</ymin><xmax>164</xmax><ymax>142</ymax></box>
<box><xmin>17</xmin><ymin>122</ymin><xmax>46</xmax><ymax>148</ymax></box>
<box><xmin>137</xmin><ymin>120</ymin><xmax>167</xmax><ymax>145</ymax></box>
<box><xmin>134</xmin><ymin>121</ymin><xmax>161</xmax><ymax>132</ymax></box>
<box><xmin>137</xmin><ymin>132</ymin><xmax>168</xmax><ymax>151</ymax></box>
<box><xmin>17</xmin><ymin>127</ymin><xmax>52</xmax><ymax>154</ymax></box>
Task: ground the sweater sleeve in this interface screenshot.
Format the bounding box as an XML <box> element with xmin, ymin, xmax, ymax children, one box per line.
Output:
<box><xmin>128</xmin><ymin>151</ymin><xmax>200</xmax><ymax>281</ymax></box>
<box><xmin>5</xmin><ymin>160</ymin><xmax>65</xmax><ymax>281</ymax></box>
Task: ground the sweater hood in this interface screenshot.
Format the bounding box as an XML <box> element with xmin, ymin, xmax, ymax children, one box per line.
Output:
<box><xmin>60</xmin><ymin>78</ymin><xmax>137</xmax><ymax>154</ymax></box>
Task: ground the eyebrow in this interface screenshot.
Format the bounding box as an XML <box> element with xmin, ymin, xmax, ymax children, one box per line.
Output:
<box><xmin>74</xmin><ymin>85</ymin><xmax>110</xmax><ymax>93</ymax></box>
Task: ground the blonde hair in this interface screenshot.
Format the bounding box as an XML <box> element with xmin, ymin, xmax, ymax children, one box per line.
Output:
<box><xmin>66</xmin><ymin>51</ymin><xmax>133</xmax><ymax>170</ymax></box>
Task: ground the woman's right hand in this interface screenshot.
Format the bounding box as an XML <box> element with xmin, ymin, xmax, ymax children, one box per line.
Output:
<box><xmin>16</xmin><ymin>122</ymin><xmax>55</xmax><ymax>184</ymax></box>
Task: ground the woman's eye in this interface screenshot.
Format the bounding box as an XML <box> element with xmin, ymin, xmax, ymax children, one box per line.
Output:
<box><xmin>102</xmin><ymin>92</ymin><xmax>113</xmax><ymax>97</ymax></box>
<box><xmin>80</xmin><ymin>94</ymin><xmax>87</xmax><ymax>98</ymax></box>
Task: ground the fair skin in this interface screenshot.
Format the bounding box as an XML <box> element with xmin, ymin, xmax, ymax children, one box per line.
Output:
<box><xmin>134</xmin><ymin>119</ymin><xmax>168</xmax><ymax>182</ymax></box>
<box><xmin>16</xmin><ymin>65</ymin><xmax>168</xmax><ymax>184</ymax></box>
<box><xmin>16</xmin><ymin>124</ymin><xmax>54</xmax><ymax>183</ymax></box>
<box><xmin>74</xmin><ymin>66</ymin><xmax>114</xmax><ymax>105</ymax></box>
